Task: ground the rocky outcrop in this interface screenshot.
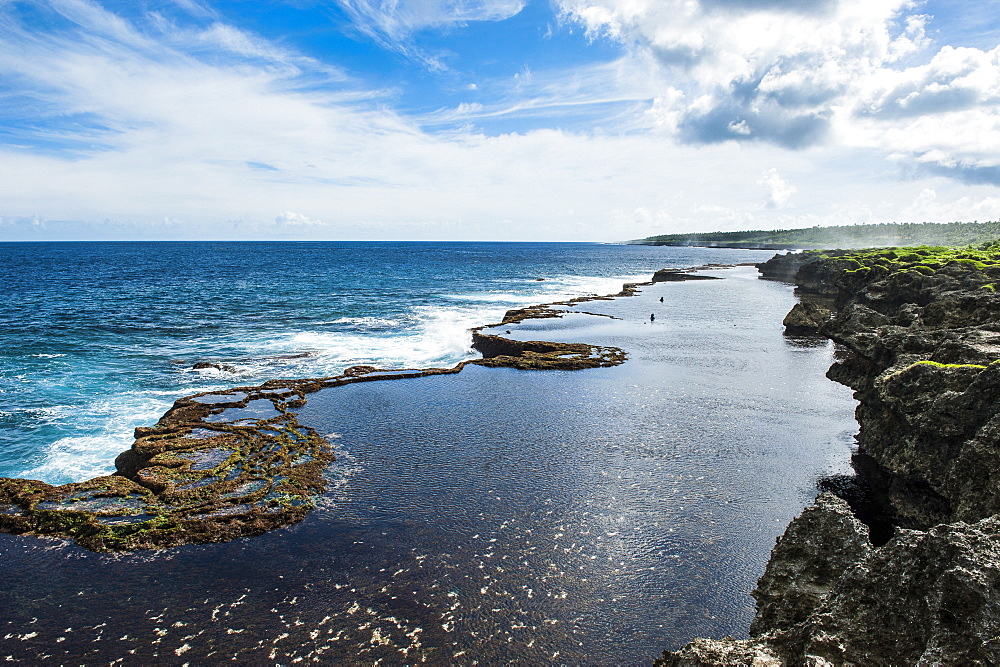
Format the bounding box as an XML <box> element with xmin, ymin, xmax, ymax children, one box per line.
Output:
<box><xmin>0</xmin><ymin>381</ymin><xmax>337</xmax><ymax>551</ymax></box>
<box><xmin>470</xmin><ymin>330</ymin><xmax>626</xmax><ymax>369</ymax></box>
<box><xmin>192</xmin><ymin>360</ymin><xmax>238</xmax><ymax>373</ymax></box>
<box><xmin>781</xmin><ymin>301</ymin><xmax>832</xmax><ymax>335</ymax></box>
<box><xmin>748</xmin><ymin>494</ymin><xmax>872</xmax><ymax>637</ymax></box>
<box><xmin>652</xmin><ymin>268</ymin><xmax>722</xmax><ymax>282</ymax></box>
<box><xmin>661</xmin><ymin>245</ymin><xmax>1000</xmax><ymax>664</ymax></box>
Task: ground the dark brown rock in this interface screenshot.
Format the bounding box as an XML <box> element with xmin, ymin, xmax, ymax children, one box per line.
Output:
<box><xmin>799</xmin><ymin>517</ymin><xmax>1000</xmax><ymax>664</ymax></box>
<box><xmin>192</xmin><ymin>360</ymin><xmax>238</xmax><ymax>373</ymax></box>
<box><xmin>781</xmin><ymin>300</ymin><xmax>832</xmax><ymax>335</ymax></box>
<box><xmin>652</xmin><ymin>268</ymin><xmax>722</xmax><ymax>282</ymax></box>
<box><xmin>750</xmin><ymin>493</ymin><xmax>871</xmax><ymax>636</ymax></box>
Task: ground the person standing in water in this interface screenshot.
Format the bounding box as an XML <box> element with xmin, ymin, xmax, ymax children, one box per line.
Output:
<box><xmin>650</xmin><ymin>313</ymin><xmax>655</xmax><ymax>322</ymax></box>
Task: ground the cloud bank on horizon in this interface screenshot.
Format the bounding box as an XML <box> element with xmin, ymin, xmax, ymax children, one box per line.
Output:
<box><xmin>0</xmin><ymin>0</ymin><xmax>997</xmax><ymax>240</ymax></box>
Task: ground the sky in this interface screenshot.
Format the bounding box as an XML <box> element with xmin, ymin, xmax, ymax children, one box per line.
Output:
<box><xmin>0</xmin><ymin>0</ymin><xmax>998</xmax><ymax>241</ymax></box>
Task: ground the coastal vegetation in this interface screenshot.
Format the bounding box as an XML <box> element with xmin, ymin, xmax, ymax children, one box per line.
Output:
<box><xmin>795</xmin><ymin>240</ymin><xmax>1000</xmax><ymax>276</ymax></box>
<box><xmin>630</xmin><ymin>220</ymin><xmax>1000</xmax><ymax>249</ymax></box>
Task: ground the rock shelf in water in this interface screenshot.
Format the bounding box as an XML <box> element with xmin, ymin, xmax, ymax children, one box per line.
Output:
<box><xmin>661</xmin><ymin>244</ymin><xmax>1000</xmax><ymax>665</ymax></box>
<box><xmin>0</xmin><ymin>277</ymin><xmax>665</xmax><ymax>551</ymax></box>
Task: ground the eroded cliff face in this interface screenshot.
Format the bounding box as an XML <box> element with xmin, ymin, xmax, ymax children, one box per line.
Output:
<box><xmin>661</xmin><ymin>247</ymin><xmax>1000</xmax><ymax>665</ymax></box>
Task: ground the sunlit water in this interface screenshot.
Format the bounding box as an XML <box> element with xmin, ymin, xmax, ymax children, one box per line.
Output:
<box><xmin>0</xmin><ymin>241</ymin><xmax>771</xmax><ymax>484</ymax></box>
<box><xmin>0</xmin><ymin>263</ymin><xmax>858</xmax><ymax>663</ymax></box>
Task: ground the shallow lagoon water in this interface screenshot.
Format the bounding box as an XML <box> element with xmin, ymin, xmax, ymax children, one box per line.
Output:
<box><xmin>0</xmin><ymin>266</ymin><xmax>857</xmax><ymax>663</ymax></box>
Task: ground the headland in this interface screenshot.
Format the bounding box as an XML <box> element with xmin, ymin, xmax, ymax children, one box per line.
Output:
<box><xmin>661</xmin><ymin>243</ymin><xmax>1000</xmax><ymax>664</ymax></box>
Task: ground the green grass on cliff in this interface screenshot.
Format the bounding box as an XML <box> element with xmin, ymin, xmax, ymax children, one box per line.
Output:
<box><xmin>632</xmin><ymin>221</ymin><xmax>1000</xmax><ymax>249</ymax></box>
<box><xmin>804</xmin><ymin>241</ymin><xmax>1000</xmax><ymax>277</ymax></box>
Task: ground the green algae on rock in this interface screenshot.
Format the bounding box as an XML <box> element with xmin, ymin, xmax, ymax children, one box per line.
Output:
<box><xmin>0</xmin><ymin>383</ymin><xmax>336</xmax><ymax>551</ymax></box>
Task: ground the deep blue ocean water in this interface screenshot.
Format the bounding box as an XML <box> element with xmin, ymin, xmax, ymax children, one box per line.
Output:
<box><xmin>0</xmin><ymin>241</ymin><xmax>775</xmax><ymax>485</ymax></box>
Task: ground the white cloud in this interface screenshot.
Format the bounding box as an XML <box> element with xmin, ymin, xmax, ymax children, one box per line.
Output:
<box><xmin>728</xmin><ymin>120</ymin><xmax>751</xmax><ymax>136</ymax></box>
<box><xmin>334</xmin><ymin>0</ymin><xmax>526</xmax><ymax>65</ymax></box>
<box><xmin>418</xmin><ymin>55</ymin><xmax>661</xmax><ymax>131</ymax></box>
<box><xmin>845</xmin><ymin>44</ymin><xmax>1000</xmax><ymax>180</ymax></box>
<box><xmin>275</xmin><ymin>211</ymin><xmax>325</xmax><ymax>226</ymax></box>
<box><xmin>556</xmin><ymin>0</ymin><xmax>1000</xmax><ymax>184</ymax></box>
<box><xmin>900</xmin><ymin>188</ymin><xmax>1000</xmax><ymax>222</ymax></box>
<box><xmin>557</xmin><ymin>0</ymin><xmax>922</xmax><ymax>147</ymax></box>
<box><xmin>758</xmin><ymin>168</ymin><xmax>796</xmax><ymax>209</ymax></box>
<box><xmin>339</xmin><ymin>0</ymin><xmax>525</xmax><ymax>35</ymax></box>
<box><xmin>0</xmin><ymin>0</ymin><xmax>997</xmax><ymax>242</ymax></box>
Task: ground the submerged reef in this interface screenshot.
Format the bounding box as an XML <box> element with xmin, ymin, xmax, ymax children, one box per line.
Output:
<box><xmin>661</xmin><ymin>243</ymin><xmax>1000</xmax><ymax>665</ymax></box>
<box><xmin>0</xmin><ymin>277</ymin><xmax>658</xmax><ymax>551</ymax></box>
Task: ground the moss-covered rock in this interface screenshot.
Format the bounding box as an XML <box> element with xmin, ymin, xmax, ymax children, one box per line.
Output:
<box><xmin>0</xmin><ymin>383</ymin><xmax>337</xmax><ymax>551</ymax></box>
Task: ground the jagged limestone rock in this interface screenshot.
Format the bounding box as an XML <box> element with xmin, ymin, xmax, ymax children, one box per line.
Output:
<box><xmin>656</xmin><ymin>637</ymin><xmax>782</xmax><ymax>667</ymax></box>
<box><xmin>661</xmin><ymin>247</ymin><xmax>1000</xmax><ymax>664</ymax></box>
<box><xmin>750</xmin><ymin>494</ymin><xmax>871</xmax><ymax>636</ymax></box>
<box><xmin>800</xmin><ymin>517</ymin><xmax>1000</xmax><ymax>664</ymax></box>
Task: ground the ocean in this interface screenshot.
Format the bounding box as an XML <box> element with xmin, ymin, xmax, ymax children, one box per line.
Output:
<box><xmin>0</xmin><ymin>241</ymin><xmax>774</xmax><ymax>485</ymax></box>
<box><xmin>0</xmin><ymin>242</ymin><xmax>861</xmax><ymax>661</ymax></box>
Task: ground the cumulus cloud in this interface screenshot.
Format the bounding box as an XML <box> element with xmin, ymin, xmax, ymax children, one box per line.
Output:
<box><xmin>859</xmin><ymin>45</ymin><xmax>1000</xmax><ymax>119</ymax></box>
<box><xmin>557</xmin><ymin>0</ymin><xmax>1000</xmax><ymax>185</ymax></box>
<box><xmin>758</xmin><ymin>168</ymin><xmax>796</xmax><ymax>208</ymax></box>
<box><xmin>900</xmin><ymin>188</ymin><xmax>1000</xmax><ymax>223</ymax></box>
<box><xmin>846</xmin><ymin>44</ymin><xmax>1000</xmax><ymax>184</ymax></box>
<box><xmin>559</xmin><ymin>0</ymin><xmax>922</xmax><ymax>146</ymax></box>
<box><xmin>275</xmin><ymin>211</ymin><xmax>325</xmax><ymax>226</ymax></box>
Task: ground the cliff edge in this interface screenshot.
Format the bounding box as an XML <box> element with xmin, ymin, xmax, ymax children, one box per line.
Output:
<box><xmin>660</xmin><ymin>244</ymin><xmax>1000</xmax><ymax>665</ymax></box>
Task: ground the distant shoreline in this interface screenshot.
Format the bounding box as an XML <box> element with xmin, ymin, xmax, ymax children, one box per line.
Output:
<box><xmin>630</xmin><ymin>241</ymin><xmax>802</xmax><ymax>250</ymax></box>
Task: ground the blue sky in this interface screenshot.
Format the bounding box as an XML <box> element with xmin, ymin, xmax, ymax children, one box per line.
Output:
<box><xmin>0</xmin><ymin>0</ymin><xmax>998</xmax><ymax>240</ymax></box>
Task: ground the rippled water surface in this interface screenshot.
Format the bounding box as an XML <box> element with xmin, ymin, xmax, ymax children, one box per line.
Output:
<box><xmin>0</xmin><ymin>266</ymin><xmax>857</xmax><ymax>663</ymax></box>
<box><xmin>0</xmin><ymin>241</ymin><xmax>771</xmax><ymax>484</ymax></box>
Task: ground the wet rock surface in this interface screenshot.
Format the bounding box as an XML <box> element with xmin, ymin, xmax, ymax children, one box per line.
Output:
<box><xmin>661</xmin><ymin>247</ymin><xmax>1000</xmax><ymax>664</ymax></box>
<box><xmin>652</xmin><ymin>268</ymin><xmax>722</xmax><ymax>282</ymax></box>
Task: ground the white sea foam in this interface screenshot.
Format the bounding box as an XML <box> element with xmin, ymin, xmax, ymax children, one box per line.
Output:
<box><xmin>540</xmin><ymin>272</ymin><xmax>653</xmax><ymax>300</ymax></box>
<box><xmin>191</xmin><ymin>365</ymin><xmax>234</xmax><ymax>377</ymax></box>
<box><xmin>0</xmin><ymin>405</ymin><xmax>68</xmax><ymax>422</ymax></box>
<box><xmin>19</xmin><ymin>386</ymin><xmax>228</xmax><ymax>485</ymax></box>
<box><xmin>195</xmin><ymin>273</ymin><xmax>649</xmax><ymax>379</ymax></box>
<box><xmin>316</xmin><ymin>316</ymin><xmax>407</xmax><ymax>328</ymax></box>
<box><xmin>444</xmin><ymin>273</ymin><xmax>651</xmax><ymax>306</ymax></box>
<box><xmin>244</xmin><ymin>306</ymin><xmax>484</xmax><ymax>377</ymax></box>
<box><xmin>442</xmin><ymin>292</ymin><xmax>544</xmax><ymax>305</ymax></box>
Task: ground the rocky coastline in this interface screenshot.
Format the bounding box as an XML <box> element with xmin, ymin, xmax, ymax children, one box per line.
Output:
<box><xmin>661</xmin><ymin>246</ymin><xmax>1000</xmax><ymax>665</ymax></box>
